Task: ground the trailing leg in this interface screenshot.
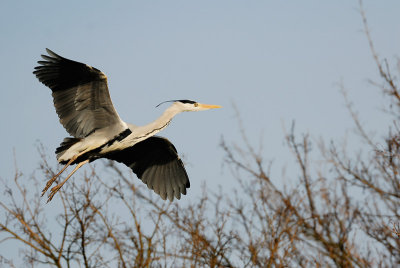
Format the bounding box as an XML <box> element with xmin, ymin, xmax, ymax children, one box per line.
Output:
<box><xmin>41</xmin><ymin>156</ymin><xmax>77</xmax><ymax>197</ymax></box>
<box><xmin>46</xmin><ymin>159</ymin><xmax>89</xmax><ymax>202</ymax></box>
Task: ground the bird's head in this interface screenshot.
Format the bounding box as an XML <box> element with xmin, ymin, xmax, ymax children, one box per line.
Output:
<box><xmin>157</xmin><ymin>99</ymin><xmax>222</xmax><ymax>112</ymax></box>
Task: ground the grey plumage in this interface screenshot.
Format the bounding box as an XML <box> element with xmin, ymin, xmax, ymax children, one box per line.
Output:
<box><xmin>33</xmin><ymin>49</ymin><xmax>219</xmax><ymax>202</ymax></box>
<box><xmin>34</xmin><ymin>49</ymin><xmax>124</xmax><ymax>138</ymax></box>
<box><xmin>105</xmin><ymin>136</ymin><xmax>190</xmax><ymax>201</ymax></box>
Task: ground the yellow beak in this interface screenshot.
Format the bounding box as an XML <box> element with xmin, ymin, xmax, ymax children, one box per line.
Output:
<box><xmin>197</xmin><ymin>103</ymin><xmax>222</xmax><ymax>109</ymax></box>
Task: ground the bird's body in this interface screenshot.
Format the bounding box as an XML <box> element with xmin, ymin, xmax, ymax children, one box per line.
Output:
<box><xmin>33</xmin><ymin>49</ymin><xmax>220</xmax><ymax>202</ymax></box>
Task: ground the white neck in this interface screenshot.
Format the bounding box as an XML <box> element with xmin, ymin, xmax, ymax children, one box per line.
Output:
<box><xmin>143</xmin><ymin>105</ymin><xmax>180</xmax><ymax>135</ymax></box>
<box><xmin>125</xmin><ymin>105</ymin><xmax>181</xmax><ymax>145</ymax></box>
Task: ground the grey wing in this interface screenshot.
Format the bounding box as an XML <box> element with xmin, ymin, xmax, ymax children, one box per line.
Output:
<box><xmin>104</xmin><ymin>136</ymin><xmax>190</xmax><ymax>201</ymax></box>
<box><xmin>33</xmin><ymin>48</ymin><xmax>125</xmax><ymax>138</ymax></box>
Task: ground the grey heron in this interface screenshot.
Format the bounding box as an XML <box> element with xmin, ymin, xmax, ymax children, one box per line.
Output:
<box><xmin>33</xmin><ymin>49</ymin><xmax>221</xmax><ymax>202</ymax></box>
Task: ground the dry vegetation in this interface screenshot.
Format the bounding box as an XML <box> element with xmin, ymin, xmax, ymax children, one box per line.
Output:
<box><xmin>1</xmin><ymin>3</ymin><xmax>399</xmax><ymax>267</ymax></box>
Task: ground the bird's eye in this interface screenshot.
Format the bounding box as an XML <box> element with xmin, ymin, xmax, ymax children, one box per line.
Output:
<box><xmin>194</xmin><ymin>103</ymin><xmax>198</xmax><ymax>107</ymax></box>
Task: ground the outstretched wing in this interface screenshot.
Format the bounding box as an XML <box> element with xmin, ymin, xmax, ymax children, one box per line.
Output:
<box><xmin>33</xmin><ymin>48</ymin><xmax>125</xmax><ymax>138</ymax></box>
<box><xmin>105</xmin><ymin>136</ymin><xmax>190</xmax><ymax>201</ymax></box>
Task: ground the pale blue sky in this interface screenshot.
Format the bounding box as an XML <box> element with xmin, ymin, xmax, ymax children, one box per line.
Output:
<box><xmin>1</xmin><ymin>0</ymin><xmax>399</xmax><ymax>196</ymax></box>
<box><xmin>0</xmin><ymin>1</ymin><xmax>399</xmax><ymax>261</ymax></box>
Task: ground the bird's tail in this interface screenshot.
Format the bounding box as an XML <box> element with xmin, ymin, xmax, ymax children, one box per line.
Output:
<box><xmin>56</xmin><ymin>137</ymin><xmax>81</xmax><ymax>163</ymax></box>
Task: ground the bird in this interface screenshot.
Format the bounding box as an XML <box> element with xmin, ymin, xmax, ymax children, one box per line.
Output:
<box><xmin>33</xmin><ymin>49</ymin><xmax>221</xmax><ymax>203</ymax></box>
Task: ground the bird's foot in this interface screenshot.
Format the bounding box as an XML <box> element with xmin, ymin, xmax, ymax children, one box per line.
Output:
<box><xmin>47</xmin><ymin>183</ymin><xmax>63</xmax><ymax>203</ymax></box>
<box><xmin>45</xmin><ymin>159</ymin><xmax>89</xmax><ymax>203</ymax></box>
<box><xmin>41</xmin><ymin>157</ymin><xmax>77</xmax><ymax>200</ymax></box>
<box><xmin>41</xmin><ymin>177</ymin><xmax>58</xmax><ymax>197</ymax></box>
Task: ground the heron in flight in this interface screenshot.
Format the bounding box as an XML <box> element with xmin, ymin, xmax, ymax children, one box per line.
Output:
<box><xmin>33</xmin><ymin>49</ymin><xmax>221</xmax><ymax>202</ymax></box>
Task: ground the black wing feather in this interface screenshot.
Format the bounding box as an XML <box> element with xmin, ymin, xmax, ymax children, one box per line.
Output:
<box><xmin>34</xmin><ymin>48</ymin><xmax>104</xmax><ymax>92</ymax></box>
<box><xmin>104</xmin><ymin>136</ymin><xmax>190</xmax><ymax>201</ymax></box>
<box><xmin>33</xmin><ymin>49</ymin><xmax>125</xmax><ymax>138</ymax></box>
